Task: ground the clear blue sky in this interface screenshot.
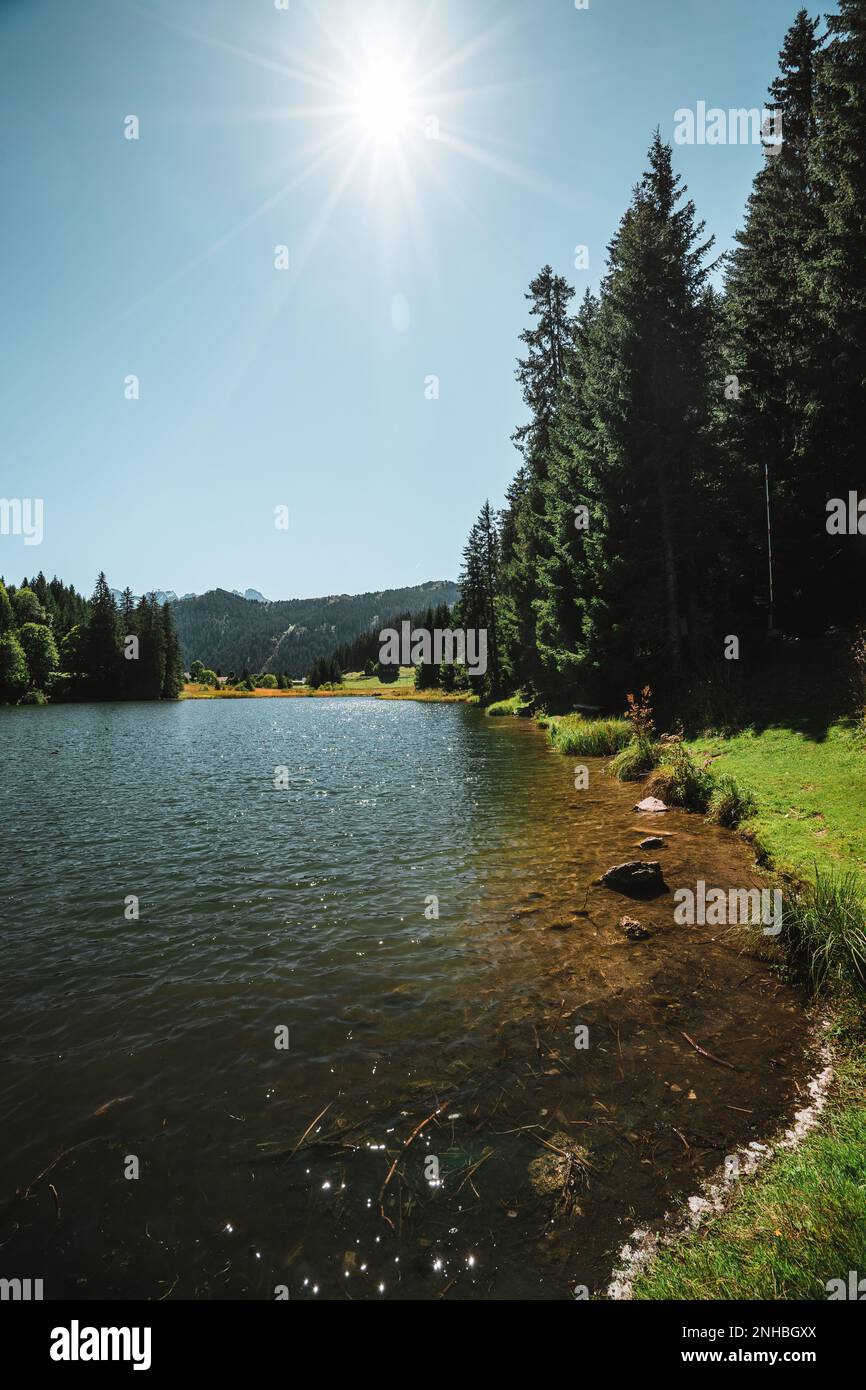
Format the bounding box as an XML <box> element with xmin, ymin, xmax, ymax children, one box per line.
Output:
<box><xmin>1</xmin><ymin>0</ymin><xmax>804</xmax><ymax>601</ymax></box>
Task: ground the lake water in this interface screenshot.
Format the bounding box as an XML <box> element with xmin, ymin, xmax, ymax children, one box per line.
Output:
<box><xmin>0</xmin><ymin>698</ymin><xmax>809</xmax><ymax>1299</ymax></box>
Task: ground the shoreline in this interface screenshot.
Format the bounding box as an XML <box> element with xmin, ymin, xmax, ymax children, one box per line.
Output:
<box><xmin>518</xmin><ymin>702</ymin><xmax>866</xmax><ymax>1300</ymax></box>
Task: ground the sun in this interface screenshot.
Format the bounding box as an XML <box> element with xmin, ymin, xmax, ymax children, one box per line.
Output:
<box><xmin>351</xmin><ymin>59</ymin><xmax>413</xmax><ymax>147</ymax></box>
<box><xmin>141</xmin><ymin>6</ymin><xmax>562</xmax><ymax>279</ymax></box>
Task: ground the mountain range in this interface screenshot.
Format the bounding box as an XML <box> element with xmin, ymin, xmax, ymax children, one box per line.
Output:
<box><xmin>110</xmin><ymin>587</ymin><xmax>267</xmax><ymax>606</ymax></box>
<box><xmin>165</xmin><ymin>580</ymin><xmax>460</xmax><ymax>678</ymax></box>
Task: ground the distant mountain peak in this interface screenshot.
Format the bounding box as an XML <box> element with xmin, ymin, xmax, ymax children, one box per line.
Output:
<box><xmin>110</xmin><ymin>585</ymin><xmax>269</xmax><ymax>606</ymax></box>
<box><xmin>110</xmin><ymin>587</ymin><xmax>178</xmax><ymax>606</ymax></box>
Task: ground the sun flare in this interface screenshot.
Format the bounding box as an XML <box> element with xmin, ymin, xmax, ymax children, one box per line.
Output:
<box><xmin>351</xmin><ymin>59</ymin><xmax>413</xmax><ymax>146</ymax></box>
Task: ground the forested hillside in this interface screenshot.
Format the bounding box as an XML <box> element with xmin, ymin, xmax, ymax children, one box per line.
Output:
<box><xmin>456</xmin><ymin>4</ymin><xmax>866</xmax><ymax>718</ymax></box>
<box><xmin>172</xmin><ymin>580</ymin><xmax>460</xmax><ymax>677</ymax></box>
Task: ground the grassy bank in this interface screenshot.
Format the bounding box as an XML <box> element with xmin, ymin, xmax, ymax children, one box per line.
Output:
<box><xmin>632</xmin><ymin>718</ymin><xmax>866</xmax><ymax>1299</ymax></box>
<box><xmin>526</xmin><ymin>702</ymin><xmax>866</xmax><ymax>1299</ymax></box>
<box><xmin>688</xmin><ymin>722</ymin><xmax>866</xmax><ymax>892</ymax></box>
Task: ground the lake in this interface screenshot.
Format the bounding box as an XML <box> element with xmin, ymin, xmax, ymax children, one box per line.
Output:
<box><xmin>0</xmin><ymin>698</ymin><xmax>808</xmax><ymax>1299</ymax></box>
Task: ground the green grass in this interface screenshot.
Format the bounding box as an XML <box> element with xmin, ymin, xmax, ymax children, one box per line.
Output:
<box><xmin>706</xmin><ymin>772</ymin><xmax>757</xmax><ymax>829</ymax></box>
<box><xmin>338</xmin><ymin>667</ymin><xmax>417</xmax><ymax>692</ymax></box>
<box><xmin>486</xmin><ymin>693</ymin><xmax>535</xmax><ymax>717</ymax></box>
<box><xmin>632</xmin><ymin>1053</ymin><xmax>866</xmax><ymax>1301</ymax></box>
<box><xmin>688</xmin><ymin>722</ymin><xmax>866</xmax><ymax>891</ymax></box>
<box><xmin>545</xmin><ymin>715</ymin><xmax>633</xmax><ymax>757</ymax></box>
<box><xmin>609</xmin><ymin>737</ymin><xmax>659</xmax><ymax>781</ymax></box>
<box><xmin>784</xmin><ymin>869</ymin><xmax>866</xmax><ymax>996</ymax></box>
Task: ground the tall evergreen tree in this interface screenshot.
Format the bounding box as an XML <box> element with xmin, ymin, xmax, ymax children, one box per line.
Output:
<box><xmin>809</xmin><ymin>0</ymin><xmax>866</xmax><ymax>621</ymax></box>
<box><xmin>534</xmin><ymin>289</ymin><xmax>600</xmax><ymax>701</ymax></box>
<box><xmin>458</xmin><ymin>500</ymin><xmax>502</xmax><ymax>698</ymax></box>
<box><xmin>134</xmin><ymin>594</ymin><xmax>166</xmax><ymax>699</ymax></box>
<box><xmin>560</xmin><ymin>134</ymin><xmax>718</xmax><ymax>704</ymax></box>
<box><xmin>161</xmin><ymin>602</ymin><xmax>183</xmax><ymax>699</ymax></box>
<box><xmin>84</xmin><ymin>572</ymin><xmax>122</xmax><ymax>697</ymax></box>
<box><xmin>414</xmin><ymin>605</ymin><xmax>440</xmax><ymax>689</ymax></box>
<box><xmin>726</xmin><ymin>9</ymin><xmax>828</xmax><ymax>633</ymax></box>
<box><xmin>499</xmin><ymin>267</ymin><xmax>576</xmax><ymax>689</ymax></box>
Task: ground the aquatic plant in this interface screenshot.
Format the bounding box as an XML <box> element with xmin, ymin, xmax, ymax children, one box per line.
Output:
<box><xmin>547</xmin><ymin>716</ymin><xmax>632</xmax><ymax>757</ymax></box>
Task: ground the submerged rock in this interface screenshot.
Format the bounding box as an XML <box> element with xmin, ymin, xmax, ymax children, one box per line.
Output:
<box><xmin>528</xmin><ymin>1134</ymin><xmax>592</xmax><ymax>1225</ymax></box>
<box><xmin>638</xmin><ymin>835</ymin><xmax>666</xmax><ymax>849</ymax></box>
<box><xmin>635</xmin><ymin>797</ymin><xmax>668</xmax><ymax>813</ymax></box>
<box><xmin>601</xmin><ymin>860</ymin><xmax>667</xmax><ymax>896</ymax></box>
<box><xmin>620</xmin><ymin>915</ymin><xmax>651</xmax><ymax>941</ymax></box>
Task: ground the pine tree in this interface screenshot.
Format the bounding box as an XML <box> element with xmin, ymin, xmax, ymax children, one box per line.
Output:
<box><xmin>414</xmin><ymin>605</ymin><xmax>440</xmax><ymax>689</ymax></box>
<box><xmin>458</xmin><ymin>500</ymin><xmax>502</xmax><ymax>698</ymax></box>
<box><xmin>726</xmin><ymin>9</ymin><xmax>827</xmax><ymax>633</ymax></box>
<box><xmin>161</xmin><ymin>602</ymin><xmax>183</xmax><ymax>699</ymax></box>
<box><xmin>131</xmin><ymin>594</ymin><xmax>166</xmax><ymax>698</ymax></box>
<box><xmin>120</xmin><ymin>586</ymin><xmax>136</xmax><ymax>632</ymax></box>
<box><xmin>84</xmin><ymin>573</ymin><xmax>122</xmax><ymax>697</ymax></box>
<box><xmin>499</xmin><ymin>267</ymin><xmax>576</xmax><ymax>689</ymax></box>
<box><xmin>534</xmin><ymin>289</ymin><xmax>600</xmax><ymax>701</ymax></box>
<box><xmin>809</xmin><ymin>0</ymin><xmax>866</xmax><ymax>622</ymax></box>
<box><xmin>563</xmin><ymin>134</ymin><xmax>718</xmax><ymax>703</ymax></box>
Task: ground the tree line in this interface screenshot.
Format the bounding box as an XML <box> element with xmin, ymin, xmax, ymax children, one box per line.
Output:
<box><xmin>0</xmin><ymin>571</ymin><xmax>183</xmax><ymax>703</ymax></box>
<box><xmin>456</xmin><ymin>3</ymin><xmax>866</xmax><ymax>716</ymax></box>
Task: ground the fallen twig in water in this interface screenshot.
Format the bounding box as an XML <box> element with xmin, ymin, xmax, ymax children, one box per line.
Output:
<box><xmin>379</xmin><ymin>1096</ymin><xmax>452</xmax><ymax>1229</ymax></box>
<box><xmin>455</xmin><ymin>1148</ymin><xmax>495</xmax><ymax>1193</ymax></box>
<box><xmin>92</xmin><ymin>1094</ymin><xmax>133</xmax><ymax>1117</ymax></box>
<box><xmin>288</xmin><ymin>1103</ymin><xmax>333</xmax><ymax>1160</ymax></box>
<box><xmin>22</xmin><ymin>1138</ymin><xmax>103</xmax><ymax>1198</ymax></box>
<box><xmin>671</xmin><ymin>1127</ymin><xmax>691</xmax><ymax>1154</ymax></box>
<box><xmin>681</xmin><ymin>1031</ymin><xmax>738</xmax><ymax>1071</ymax></box>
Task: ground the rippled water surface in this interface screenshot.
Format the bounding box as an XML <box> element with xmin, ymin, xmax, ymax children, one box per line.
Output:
<box><xmin>0</xmin><ymin>699</ymin><xmax>809</xmax><ymax>1299</ymax></box>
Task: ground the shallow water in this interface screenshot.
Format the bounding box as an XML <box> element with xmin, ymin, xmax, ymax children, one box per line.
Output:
<box><xmin>0</xmin><ymin>699</ymin><xmax>808</xmax><ymax>1299</ymax></box>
